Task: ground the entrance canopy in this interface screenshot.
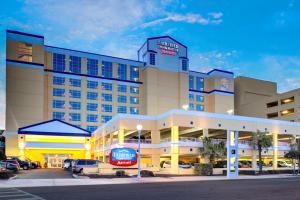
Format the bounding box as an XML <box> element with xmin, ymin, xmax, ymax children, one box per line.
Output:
<box><xmin>18</xmin><ymin>119</ymin><xmax>91</xmax><ymax>137</ymax></box>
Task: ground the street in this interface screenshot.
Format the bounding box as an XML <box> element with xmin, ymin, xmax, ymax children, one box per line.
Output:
<box><xmin>12</xmin><ymin>177</ymin><xmax>300</xmax><ymax>200</ymax></box>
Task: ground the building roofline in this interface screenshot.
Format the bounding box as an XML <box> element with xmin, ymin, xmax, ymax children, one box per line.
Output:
<box><xmin>6</xmin><ymin>30</ymin><xmax>44</xmax><ymax>39</ymax></box>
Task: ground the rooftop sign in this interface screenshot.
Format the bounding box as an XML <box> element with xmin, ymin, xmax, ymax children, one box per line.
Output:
<box><xmin>157</xmin><ymin>40</ymin><xmax>179</xmax><ymax>56</ymax></box>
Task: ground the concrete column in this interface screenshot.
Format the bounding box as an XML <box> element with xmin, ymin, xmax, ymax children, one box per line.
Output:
<box><xmin>102</xmin><ymin>134</ymin><xmax>106</xmax><ymax>163</ymax></box>
<box><xmin>118</xmin><ymin>129</ymin><xmax>125</xmax><ymax>146</ymax></box>
<box><xmin>151</xmin><ymin>130</ymin><xmax>161</xmax><ymax>171</ymax></box>
<box><xmin>273</xmin><ymin>133</ymin><xmax>278</xmax><ymax>170</ymax></box>
<box><xmin>251</xmin><ymin>150</ymin><xmax>257</xmax><ymax>170</ymax></box>
<box><xmin>171</xmin><ymin>126</ymin><xmax>179</xmax><ymax>174</ymax></box>
<box><xmin>227</xmin><ymin>130</ymin><xmax>239</xmax><ymax>178</ymax></box>
<box><xmin>85</xmin><ymin>137</ymin><xmax>91</xmax><ymax>159</ymax></box>
<box><xmin>18</xmin><ymin>135</ymin><xmax>25</xmax><ymax>160</ymax></box>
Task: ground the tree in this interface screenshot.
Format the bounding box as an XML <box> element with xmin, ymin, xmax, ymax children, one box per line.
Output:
<box><xmin>200</xmin><ymin>137</ymin><xmax>227</xmax><ymax>164</ymax></box>
<box><xmin>249</xmin><ymin>130</ymin><xmax>272</xmax><ymax>174</ymax></box>
<box><xmin>285</xmin><ymin>138</ymin><xmax>300</xmax><ymax>175</ymax></box>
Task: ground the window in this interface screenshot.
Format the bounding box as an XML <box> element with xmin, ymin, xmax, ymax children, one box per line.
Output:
<box><xmin>69</xmin><ymin>56</ymin><xmax>81</xmax><ymax>73</ymax></box>
<box><xmin>52</xmin><ymin>100</ymin><xmax>65</xmax><ymax>109</ymax></box>
<box><xmin>101</xmin><ymin>115</ymin><xmax>112</xmax><ymax>123</ymax></box>
<box><xmin>117</xmin><ymin>106</ymin><xmax>127</xmax><ymax>113</ymax></box>
<box><xmin>69</xmin><ymin>78</ymin><xmax>81</xmax><ymax>87</ymax></box>
<box><xmin>69</xmin><ymin>90</ymin><xmax>81</xmax><ymax>98</ymax></box>
<box><xmin>102</xmin><ymin>61</ymin><xmax>112</xmax><ymax>78</ymax></box>
<box><xmin>281</xmin><ymin>108</ymin><xmax>294</xmax><ymax>116</ymax></box>
<box><xmin>53</xmin><ymin>88</ymin><xmax>65</xmax><ymax>97</ymax></box>
<box><xmin>196</xmin><ymin>95</ymin><xmax>204</xmax><ymax>102</ymax></box>
<box><xmin>118</xmin><ymin>85</ymin><xmax>127</xmax><ymax>93</ymax></box>
<box><xmin>87</xmin><ymin>59</ymin><xmax>98</xmax><ymax>76</ymax></box>
<box><xmin>130</xmin><ymin>66</ymin><xmax>139</xmax><ymax>81</ymax></box>
<box><xmin>118</xmin><ymin>95</ymin><xmax>127</xmax><ymax>103</ymax></box>
<box><xmin>102</xmin><ymin>94</ymin><xmax>112</xmax><ymax>102</ymax></box>
<box><xmin>267</xmin><ymin>112</ymin><xmax>278</xmax><ymax>119</ymax></box>
<box><xmin>130</xmin><ymin>86</ymin><xmax>139</xmax><ymax>94</ymax></box>
<box><xmin>87</xmin><ymin>81</ymin><xmax>98</xmax><ymax>89</ymax></box>
<box><xmin>53</xmin><ymin>112</ymin><xmax>65</xmax><ymax>120</ymax></box>
<box><xmin>281</xmin><ymin>97</ymin><xmax>294</xmax><ymax>105</ymax></box>
<box><xmin>87</xmin><ymin>92</ymin><xmax>98</xmax><ymax>100</ymax></box>
<box><xmin>196</xmin><ymin>77</ymin><xmax>204</xmax><ymax>91</ymax></box>
<box><xmin>53</xmin><ymin>53</ymin><xmax>65</xmax><ymax>72</ymax></box>
<box><xmin>189</xmin><ymin>103</ymin><xmax>194</xmax><ymax>110</ymax></box>
<box><xmin>130</xmin><ymin>107</ymin><xmax>139</xmax><ymax>114</ymax></box>
<box><xmin>18</xmin><ymin>42</ymin><xmax>32</xmax><ymax>62</ymax></box>
<box><xmin>102</xmin><ymin>104</ymin><xmax>112</xmax><ymax>112</ymax></box>
<box><xmin>118</xmin><ymin>64</ymin><xmax>127</xmax><ymax>80</ymax></box>
<box><xmin>69</xmin><ymin>101</ymin><xmax>81</xmax><ymax>110</ymax></box>
<box><xmin>87</xmin><ymin>114</ymin><xmax>98</xmax><ymax>122</ymax></box>
<box><xmin>189</xmin><ymin>75</ymin><xmax>194</xmax><ymax>90</ymax></box>
<box><xmin>189</xmin><ymin>93</ymin><xmax>194</xmax><ymax>101</ymax></box>
<box><xmin>182</xmin><ymin>59</ymin><xmax>188</xmax><ymax>71</ymax></box>
<box><xmin>87</xmin><ymin>103</ymin><xmax>98</xmax><ymax>111</ymax></box>
<box><xmin>102</xmin><ymin>82</ymin><xmax>112</xmax><ymax>91</ymax></box>
<box><xmin>267</xmin><ymin>101</ymin><xmax>278</xmax><ymax>108</ymax></box>
<box><xmin>87</xmin><ymin>126</ymin><xmax>97</xmax><ymax>132</ymax></box>
<box><xmin>196</xmin><ymin>104</ymin><xmax>204</xmax><ymax>111</ymax></box>
<box><xmin>130</xmin><ymin>96</ymin><xmax>139</xmax><ymax>104</ymax></box>
<box><xmin>150</xmin><ymin>53</ymin><xmax>155</xmax><ymax>65</ymax></box>
<box><xmin>53</xmin><ymin>76</ymin><xmax>65</xmax><ymax>85</ymax></box>
<box><xmin>70</xmin><ymin>113</ymin><xmax>81</xmax><ymax>121</ymax></box>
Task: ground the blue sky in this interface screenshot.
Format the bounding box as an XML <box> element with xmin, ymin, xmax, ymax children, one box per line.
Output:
<box><xmin>0</xmin><ymin>0</ymin><xmax>300</xmax><ymax>128</ymax></box>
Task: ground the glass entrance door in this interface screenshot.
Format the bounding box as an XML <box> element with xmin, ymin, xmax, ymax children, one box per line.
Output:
<box><xmin>47</xmin><ymin>154</ymin><xmax>70</xmax><ymax>168</ymax></box>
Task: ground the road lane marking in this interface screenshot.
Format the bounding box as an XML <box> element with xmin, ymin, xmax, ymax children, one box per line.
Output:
<box><xmin>0</xmin><ymin>188</ymin><xmax>45</xmax><ymax>200</ymax></box>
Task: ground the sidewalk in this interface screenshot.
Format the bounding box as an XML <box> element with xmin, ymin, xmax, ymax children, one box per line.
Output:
<box><xmin>0</xmin><ymin>174</ymin><xmax>299</xmax><ymax>188</ymax></box>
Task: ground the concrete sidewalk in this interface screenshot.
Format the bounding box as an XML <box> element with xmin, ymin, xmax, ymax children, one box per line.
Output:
<box><xmin>0</xmin><ymin>174</ymin><xmax>299</xmax><ymax>188</ymax></box>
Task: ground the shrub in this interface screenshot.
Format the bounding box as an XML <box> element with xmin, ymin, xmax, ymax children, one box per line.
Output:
<box><xmin>141</xmin><ymin>170</ymin><xmax>155</xmax><ymax>177</ymax></box>
<box><xmin>116</xmin><ymin>170</ymin><xmax>126</xmax><ymax>177</ymax></box>
<box><xmin>0</xmin><ymin>171</ymin><xmax>14</xmax><ymax>179</ymax></box>
<box><xmin>194</xmin><ymin>163</ymin><xmax>213</xmax><ymax>176</ymax></box>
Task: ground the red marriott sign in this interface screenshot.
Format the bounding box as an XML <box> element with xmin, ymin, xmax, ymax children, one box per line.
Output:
<box><xmin>157</xmin><ymin>41</ymin><xmax>179</xmax><ymax>56</ymax></box>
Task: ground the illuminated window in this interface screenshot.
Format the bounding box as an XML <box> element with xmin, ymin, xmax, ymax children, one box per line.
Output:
<box><xmin>87</xmin><ymin>103</ymin><xmax>98</xmax><ymax>111</ymax></box>
<box><xmin>118</xmin><ymin>85</ymin><xmax>127</xmax><ymax>93</ymax></box>
<box><xmin>196</xmin><ymin>77</ymin><xmax>204</xmax><ymax>91</ymax></box>
<box><xmin>69</xmin><ymin>101</ymin><xmax>81</xmax><ymax>110</ymax></box>
<box><xmin>102</xmin><ymin>104</ymin><xmax>112</xmax><ymax>112</ymax></box>
<box><xmin>69</xmin><ymin>78</ymin><xmax>81</xmax><ymax>87</ymax></box>
<box><xmin>281</xmin><ymin>108</ymin><xmax>294</xmax><ymax>116</ymax></box>
<box><xmin>118</xmin><ymin>95</ymin><xmax>127</xmax><ymax>103</ymax></box>
<box><xmin>53</xmin><ymin>53</ymin><xmax>65</xmax><ymax>71</ymax></box>
<box><xmin>52</xmin><ymin>100</ymin><xmax>65</xmax><ymax>109</ymax></box>
<box><xmin>53</xmin><ymin>88</ymin><xmax>65</xmax><ymax>97</ymax></box>
<box><xmin>53</xmin><ymin>112</ymin><xmax>64</xmax><ymax>120</ymax></box>
<box><xmin>102</xmin><ymin>93</ymin><xmax>112</xmax><ymax>102</ymax></box>
<box><xmin>189</xmin><ymin>75</ymin><xmax>194</xmax><ymax>90</ymax></box>
<box><xmin>87</xmin><ymin>81</ymin><xmax>98</xmax><ymax>89</ymax></box>
<box><xmin>87</xmin><ymin>114</ymin><xmax>97</xmax><ymax>122</ymax></box>
<box><xmin>101</xmin><ymin>115</ymin><xmax>112</xmax><ymax>123</ymax></box>
<box><xmin>130</xmin><ymin>66</ymin><xmax>139</xmax><ymax>81</ymax></box>
<box><xmin>53</xmin><ymin>76</ymin><xmax>65</xmax><ymax>85</ymax></box>
<box><xmin>69</xmin><ymin>90</ymin><xmax>81</xmax><ymax>98</ymax></box>
<box><xmin>189</xmin><ymin>103</ymin><xmax>194</xmax><ymax>110</ymax></box>
<box><xmin>117</xmin><ymin>106</ymin><xmax>127</xmax><ymax>113</ymax></box>
<box><xmin>196</xmin><ymin>95</ymin><xmax>204</xmax><ymax>102</ymax></box>
<box><xmin>70</xmin><ymin>113</ymin><xmax>81</xmax><ymax>121</ymax></box>
<box><xmin>150</xmin><ymin>53</ymin><xmax>155</xmax><ymax>65</ymax></box>
<box><xmin>189</xmin><ymin>93</ymin><xmax>194</xmax><ymax>101</ymax></box>
<box><xmin>130</xmin><ymin>107</ymin><xmax>139</xmax><ymax>114</ymax></box>
<box><xmin>87</xmin><ymin>59</ymin><xmax>98</xmax><ymax>76</ymax></box>
<box><xmin>17</xmin><ymin>42</ymin><xmax>32</xmax><ymax>62</ymax></box>
<box><xmin>196</xmin><ymin>104</ymin><xmax>204</xmax><ymax>111</ymax></box>
<box><xmin>130</xmin><ymin>86</ymin><xmax>139</xmax><ymax>94</ymax></box>
<box><xmin>87</xmin><ymin>92</ymin><xmax>98</xmax><ymax>100</ymax></box>
<box><xmin>118</xmin><ymin>64</ymin><xmax>127</xmax><ymax>80</ymax></box>
<box><xmin>87</xmin><ymin>126</ymin><xmax>97</xmax><ymax>132</ymax></box>
<box><xmin>69</xmin><ymin>56</ymin><xmax>81</xmax><ymax>73</ymax></box>
<box><xmin>281</xmin><ymin>97</ymin><xmax>294</xmax><ymax>105</ymax></box>
<box><xmin>130</xmin><ymin>96</ymin><xmax>139</xmax><ymax>104</ymax></box>
<box><xmin>102</xmin><ymin>82</ymin><xmax>112</xmax><ymax>91</ymax></box>
<box><xmin>102</xmin><ymin>61</ymin><xmax>113</xmax><ymax>78</ymax></box>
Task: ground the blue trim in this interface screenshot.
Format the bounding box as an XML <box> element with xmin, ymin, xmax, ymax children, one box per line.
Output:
<box><xmin>190</xmin><ymin>89</ymin><xmax>234</xmax><ymax>95</ymax></box>
<box><xmin>18</xmin><ymin>131</ymin><xmax>91</xmax><ymax>137</ymax></box>
<box><xmin>179</xmin><ymin>56</ymin><xmax>188</xmax><ymax>60</ymax></box>
<box><xmin>6</xmin><ymin>59</ymin><xmax>44</xmax><ymax>66</ymax></box>
<box><xmin>148</xmin><ymin>50</ymin><xmax>157</xmax><ymax>53</ymax></box>
<box><xmin>207</xmin><ymin>69</ymin><xmax>234</xmax><ymax>75</ymax></box>
<box><xmin>45</xmin><ymin>69</ymin><xmax>143</xmax><ymax>84</ymax></box>
<box><xmin>6</xmin><ymin>30</ymin><xmax>44</xmax><ymax>39</ymax></box>
<box><xmin>189</xmin><ymin>70</ymin><xmax>207</xmax><ymax>75</ymax></box>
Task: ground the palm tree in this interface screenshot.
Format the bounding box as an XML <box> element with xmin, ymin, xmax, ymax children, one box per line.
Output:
<box><xmin>200</xmin><ymin>137</ymin><xmax>227</xmax><ymax>164</ymax></box>
<box><xmin>249</xmin><ymin>130</ymin><xmax>272</xmax><ymax>174</ymax></box>
<box><xmin>285</xmin><ymin>137</ymin><xmax>300</xmax><ymax>174</ymax></box>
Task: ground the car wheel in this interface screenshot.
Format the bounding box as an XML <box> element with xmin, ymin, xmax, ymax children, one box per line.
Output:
<box><xmin>23</xmin><ymin>165</ymin><xmax>29</xmax><ymax>170</ymax></box>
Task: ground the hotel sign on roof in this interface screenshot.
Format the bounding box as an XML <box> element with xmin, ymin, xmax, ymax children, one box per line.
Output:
<box><xmin>157</xmin><ymin>40</ymin><xmax>179</xmax><ymax>56</ymax></box>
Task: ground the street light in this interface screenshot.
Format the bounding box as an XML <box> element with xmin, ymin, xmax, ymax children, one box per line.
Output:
<box><xmin>136</xmin><ymin>124</ymin><xmax>143</xmax><ymax>179</ymax></box>
<box><xmin>182</xmin><ymin>104</ymin><xmax>189</xmax><ymax>111</ymax></box>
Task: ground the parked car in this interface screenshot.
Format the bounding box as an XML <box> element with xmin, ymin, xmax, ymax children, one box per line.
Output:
<box><xmin>72</xmin><ymin>159</ymin><xmax>99</xmax><ymax>174</ymax></box>
<box><xmin>213</xmin><ymin>160</ymin><xmax>227</xmax><ymax>168</ymax></box>
<box><xmin>26</xmin><ymin>159</ymin><xmax>41</xmax><ymax>169</ymax></box>
<box><xmin>269</xmin><ymin>160</ymin><xmax>292</xmax><ymax>168</ymax></box>
<box><xmin>4</xmin><ymin>160</ymin><xmax>21</xmax><ymax>172</ymax></box>
<box><xmin>162</xmin><ymin>160</ymin><xmax>192</xmax><ymax>169</ymax></box>
<box><xmin>7</xmin><ymin>157</ymin><xmax>30</xmax><ymax>170</ymax></box>
<box><xmin>239</xmin><ymin>160</ymin><xmax>251</xmax><ymax>168</ymax></box>
<box><xmin>63</xmin><ymin>159</ymin><xmax>73</xmax><ymax>170</ymax></box>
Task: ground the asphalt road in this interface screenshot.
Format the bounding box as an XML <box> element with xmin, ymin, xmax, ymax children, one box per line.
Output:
<box><xmin>15</xmin><ymin>177</ymin><xmax>300</xmax><ymax>200</ymax></box>
<box><xmin>17</xmin><ymin>168</ymin><xmax>72</xmax><ymax>179</ymax></box>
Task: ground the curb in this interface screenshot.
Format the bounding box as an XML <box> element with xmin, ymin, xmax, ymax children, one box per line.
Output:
<box><xmin>72</xmin><ymin>173</ymin><xmax>90</xmax><ymax>179</ymax></box>
<box><xmin>8</xmin><ymin>175</ymin><xmax>18</xmax><ymax>180</ymax></box>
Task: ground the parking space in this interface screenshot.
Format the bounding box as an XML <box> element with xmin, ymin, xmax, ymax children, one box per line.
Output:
<box><xmin>0</xmin><ymin>188</ymin><xmax>45</xmax><ymax>199</ymax></box>
<box><xmin>17</xmin><ymin>168</ymin><xmax>73</xmax><ymax>179</ymax></box>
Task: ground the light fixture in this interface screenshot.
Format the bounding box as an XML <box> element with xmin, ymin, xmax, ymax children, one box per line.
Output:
<box><xmin>227</xmin><ymin>109</ymin><xmax>234</xmax><ymax>115</ymax></box>
<box><xmin>136</xmin><ymin>124</ymin><xmax>143</xmax><ymax>131</ymax></box>
<box><xmin>182</xmin><ymin>104</ymin><xmax>189</xmax><ymax>111</ymax></box>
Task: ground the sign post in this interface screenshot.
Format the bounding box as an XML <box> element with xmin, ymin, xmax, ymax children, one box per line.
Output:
<box><xmin>136</xmin><ymin>124</ymin><xmax>143</xmax><ymax>179</ymax></box>
<box><xmin>227</xmin><ymin>130</ymin><xmax>239</xmax><ymax>178</ymax></box>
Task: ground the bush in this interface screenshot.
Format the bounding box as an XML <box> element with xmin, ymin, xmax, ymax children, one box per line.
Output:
<box><xmin>116</xmin><ymin>170</ymin><xmax>126</xmax><ymax>177</ymax></box>
<box><xmin>194</xmin><ymin>163</ymin><xmax>213</xmax><ymax>176</ymax></box>
<box><xmin>0</xmin><ymin>171</ymin><xmax>14</xmax><ymax>179</ymax></box>
<box><xmin>141</xmin><ymin>170</ymin><xmax>155</xmax><ymax>177</ymax></box>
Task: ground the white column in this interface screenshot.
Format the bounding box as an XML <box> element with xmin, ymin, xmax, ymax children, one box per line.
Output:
<box><xmin>252</xmin><ymin>150</ymin><xmax>257</xmax><ymax>170</ymax></box>
<box><xmin>273</xmin><ymin>133</ymin><xmax>278</xmax><ymax>170</ymax></box>
<box><xmin>227</xmin><ymin>130</ymin><xmax>239</xmax><ymax>178</ymax></box>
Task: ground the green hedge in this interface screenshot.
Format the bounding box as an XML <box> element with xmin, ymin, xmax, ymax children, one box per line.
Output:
<box><xmin>194</xmin><ymin>163</ymin><xmax>213</xmax><ymax>176</ymax></box>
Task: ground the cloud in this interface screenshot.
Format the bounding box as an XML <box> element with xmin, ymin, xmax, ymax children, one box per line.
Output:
<box><xmin>209</xmin><ymin>12</ymin><xmax>223</xmax><ymax>19</ymax></box>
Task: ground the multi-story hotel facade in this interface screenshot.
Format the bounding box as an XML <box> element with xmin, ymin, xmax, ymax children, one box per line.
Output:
<box><xmin>4</xmin><ymin>30</ymin><xmax>300</xmax><ymax>172</ymax></box>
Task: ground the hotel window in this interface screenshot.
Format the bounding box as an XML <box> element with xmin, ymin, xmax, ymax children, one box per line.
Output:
<box><xmin>70</xmin><ymin>56</ymin><xmax>81</xmax><ymax>73</ymax></box>
<box><xmin>118</xmin><ymin>95</ymin><xmax>127</xmax><ymax>103</ymax></box>
<box><xmin>102</xmin><ymin>104</ymin><xmax>112</xmax><ymax>112</ymax></box>
<box><xmin>130</xmin><ymin>107</ymin><xmax>139</xmax><ymax>114</ymax></box>
<box><xmin>102</xmin><ymin>82</ymin><xmax>112</xmax><ymax>91</ymax></box>
<box><xmin>17</xmin><ymin>42</ymin><xmax>32</xmax><ymax>62</ymax></box>
<box><xmin>53</xmin><ymin>76</ymin><xmax>65</xmax><ymax>85</ymax></box>
<box><xmin>101</xmin><ymin>115</ymin><xmax>112</xmax><ymax>123</ymax></box>
<box><xmin>87</xmin><ymin>103</ymin><xmax>98</xmax><ymax>111</ymax></box>
<box><xmin>69</xmin><ymin>101</ymin><xmax>81</xmax><ymax>110</ymax></box>
<box><xmin>87</xmin><ymin>59</ymin><xmax>98</xmax><ymax>76</ymax></box>
<box><xmin>189</xmin><ymin>75</ymin><xmax>194</xmax><ymax>90</ymax></box>
<box><xmin>69</xmin><ymin>90</ymin><xmax>81</xmax><ymax>98</ymax></box>
<box><xmin>182</xmin><ymin>59</ymin><xmax>188</xmax><ymax>71</ymax></box>
<box><xmin>130</xmin><ymin>96</ymin><xmax>139</xmax><ymax>104</ymax></box>
<box><xmin>87</xmin><ymin>126</ymin><xmax>97</xmax><ymax>132</ymax></box>
<box><xmin>53</xmin><ymin>53</ymin><xmax>65</xmax><ymax>72</ymax></box>
<box><xmin>118</xmin><ymin>85</ymin><xmax>127</xmax><ymax>93</ymax></box>
<box><xmin>70</xmin><ymin>113</ymin><xmax>81</xmax><ymax>121</ymax></box>
<box><xmin>118</xmin><ymin>64</ymin><xmax>127</xmax><ymax>80</ymax></box>
<box><xmin>130</xmin><ymin>86</ymin><xmax>139</xmax><ymax>94</ymax></box>
<box><xmin>281</xmin><ymin>97</ymin><xmax>294</xmax><ymax>105</ymax></box>
<box><xmin>280</xmin><ymin>108</ymin><xmax>294</xmax><ymax>116</ymax></box>
<box><xmin>267</xmin><ymin>112</ymin><xmax>278</xmax><ymax>119</ymax></box>
<box><xmin>52</xmin><ymin>112</ymin><xmax>65</xmax><ymax>120</ymax></box>
<box><xmin>196</xmin><ymin>104</ymin><xmax>204</xmax><ymax>111</ymax></box>
<box><xmin>87</xmin><ymin>92</ymin><xmax>98</xmax><ymax>100</ymax></box>
<box><xmin>189</xmin><ymin>93</ymin><xmax>194</xmax><ymax>101</ymax></box>
<box><xmin>267</xmin><ymin>101</ymin><xmax>278</xmax><ymax>108</ymax></box>
<box><xmin>87</xmin><ymin>81</ymin><xmax>98</xmax><ymax>89</ymax></box>
<box><xmin>150</xmin><ymin>53</ymin><xmax>155</xmax><ymax>65</ymax></box>
<box><xmin>117</xmin><ymin>106</ymin><xmax>127</xmax><ymax>113</ymax></box>
<box><xmin>130</xmin><ymin>66</ymin><xmax>139</xmax><ymax>82</ymax></box>
<box><xmin>69</xmin><ymin>78</ymin><xmax>81</xmax><ymax>87</ymax></box>
<box><xmin>196</xmin><ymin>95</ymin><xmax>204</xmax><ymax>102</ymax></box>
<box><xmin>87</xmin><ymin>114</ymin><xmax>98</xmax><ymax>122</ymax></box>
<box><xmin>102</xmin><ymin>93</ymin><xmax>113</xmax><ymax>102</ymax></box>
<box><xmin>196</xmin><ymin>77</ymin><xmax>204</xmax><ymax>91</ymax></box>
<box><xmin>102</xmin><ymin>61</ymin><xmax>113</xmax><ymax>78</ymax></box>
<box><xmin>53</xmin><ymin>88</ymin><xmax>65</xmax><ymax>97</ymax></box>
<box><xmin>52</xmin><ymin>100</ymin><xmax>65</xmax><ymax>109</ymax></box>
<box><xmin>189</xmin><ymin>103</ymin><xmax>194</xmax><ymax>110</ymax></box>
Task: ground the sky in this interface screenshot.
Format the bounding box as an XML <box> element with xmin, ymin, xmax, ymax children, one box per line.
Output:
<box><xmin>0</xmin><ymin>0</ymin><xmax>300</xmax><ymax>128</ymax></box>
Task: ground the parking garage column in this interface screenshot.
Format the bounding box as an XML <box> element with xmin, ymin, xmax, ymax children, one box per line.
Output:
<box><xmin>151</xmin><ymin>130</ymin><xmax>161</xmax><ymax>171</ymax></box>
<box><xmin>273</xmin><ymin>133</ymin><xmax>278</xmax><ymax>170</ymax></box>
<box><xmin>251</xmin><ymin>150</ymin><xmax>257</xmax><ymax>170</ymax></box>
<box><xmin>102</xmin><ymin>134</ymin><xmax>106</xmax><ymax>163</ymax></box>
<box><xmin>171</xmin><ymin>126</ymin><xmax>179</xmax><ymax>174</ymax></box>
<box><xmin>118</xmin><ymin>129</ymin><xmax>125</xmax><ymax>146</ymax></box>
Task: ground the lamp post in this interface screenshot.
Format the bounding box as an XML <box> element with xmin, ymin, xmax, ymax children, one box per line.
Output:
<box><xmin>136</xmin><ymin>124</ymin><xmax>143</xmax><ymax>179</ymax></box>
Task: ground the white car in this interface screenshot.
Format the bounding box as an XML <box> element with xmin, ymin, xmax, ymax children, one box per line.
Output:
<box><xmin>162</xmin><ymin>160</ymin><xmax>192</xmax><ymax>169</ymax></box>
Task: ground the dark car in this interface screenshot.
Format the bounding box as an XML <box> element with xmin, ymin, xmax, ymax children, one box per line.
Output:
<box><xmin>213</xmin><ymin>160</ymin><xmax>227</xmax><ymax>168</ymax></box>
<box><xmin>8</xmin><ymin>157</ymin><xmax>30</xmax><ymax>170</ymax></box>
<box><xmin>4</xmin><ymin>160</ymin><xmax>20</xmax><ymax>172</ymax></box>
<box><xmin>63</xmin><ymin>159</ymin><xmax>73</xmax><ymax>170</ymax></box>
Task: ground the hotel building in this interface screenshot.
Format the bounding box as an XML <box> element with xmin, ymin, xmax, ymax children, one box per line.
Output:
<box><xmin>4</xmin><ymin>30</ymin><xmax>300</xmax><ymax>172</ymax></box>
